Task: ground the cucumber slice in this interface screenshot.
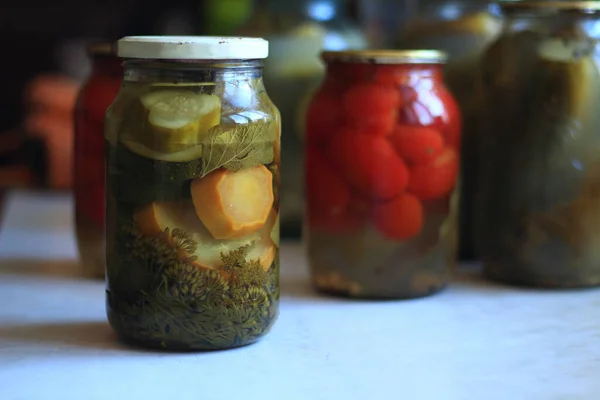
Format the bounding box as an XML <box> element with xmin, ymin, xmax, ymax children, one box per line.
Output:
<box><xmin>270</xmin><ymin>212</ymin><xmax>280</xmax><ymax>247</ymax></box>
<box><xmin>122</xmin><ymin>140</ymin><xmax>204</xmax><ymax>162</ymax></box>
<box><xmin>138</xmin><ymin>90</ymin><xmax>221</xmax><ymax>153</ymax></box>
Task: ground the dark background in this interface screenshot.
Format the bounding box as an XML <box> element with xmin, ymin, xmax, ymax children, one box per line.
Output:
<box><xmin>0</xmin><ymin>0</ymin><xmax>363</xmax><ymax>189</ymax></box>
<box><xmin>0</xmin><ymin>0</ymin><xmax>361</xmax><ymax>132</ymax></box>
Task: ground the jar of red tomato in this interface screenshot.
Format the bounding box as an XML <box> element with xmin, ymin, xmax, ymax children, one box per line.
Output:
<box><xmin>305</xmin><ymin>50</ymin><xmax>461</xmax><ymax>299</ymax></box>
<box><xmin>74</xmin><ymin>43</ymin><xmax>122</xmax><ymax>279</ymax></box>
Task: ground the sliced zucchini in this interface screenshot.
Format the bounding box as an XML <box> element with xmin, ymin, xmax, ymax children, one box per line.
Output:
<box><xmin>122</xmin><ymin>139</ymin><xmax>204</xmax><ymax>162</ymax></box>
<box><xmin>134</xmin><ymin>201</ymin><xmax>275</xmax><ymax>271</ymax></box>
<box><xmin>136</xmin><ymin>90</ymin><xmax>221</xmax><ymax>153</ymax></box>
<box><xmin>270</xmin><ymin>212</ymin><xmax>280</xmax><ymax>247</ymax></box>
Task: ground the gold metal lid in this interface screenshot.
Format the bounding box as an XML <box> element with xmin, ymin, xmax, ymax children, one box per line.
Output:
<box><xmin>87</xmin><ymin>43</ymin><xmax>116</xmax><ymax>56</ymax></box>
<box><xmin>321</xmin><ymin>50</ymin><xmax>448</xmax><ymax>65</ymax></box>
<box><xmin>500</xmin><ymin>1</ymin><xmax>600</xmax><ymax>12</ymax></box>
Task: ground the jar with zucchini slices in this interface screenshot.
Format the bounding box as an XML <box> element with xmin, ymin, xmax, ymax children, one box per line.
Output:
<box><xmin>396</xmin><ymin>0</ymin><xmax>504</xmax><ymax>260</ymax></box>
<box><xmin>105</xmin><ymin>36</ymin><xmax>281</xmax><ymax>350</ymax></box>
<box><xmin>476</xmin><ymin>1</ymin><xmax>600</xmax><ymax>288</ymax></box>
<box><xmin>305</xmin><ymin>50</ymin><xmax>461</xmax><ymax>299</ymax></box>
<box><xmin>74</xmin><ymin>43</ymin><xmax>122</xmax><ymax>279</ymax></box>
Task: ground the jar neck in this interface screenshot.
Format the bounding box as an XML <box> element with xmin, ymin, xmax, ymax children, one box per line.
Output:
<box><xmin>326</xmin><ymin>61</ymin><xmax>445</xmax><ymax>79</ymax></box>
<box><xmin>122</xmin><ymin>60</ymin><xmax>264</xmax><ymax>83</ymax></box>
<box><xmin>420</xmin><ymin>0</ymin><xmax>500</xmax><ymax>17</ymax></box>
<box><xmin>502</xmin><ymin>7</ymin><xmax>600</xmax><ymax>39</ymax></box>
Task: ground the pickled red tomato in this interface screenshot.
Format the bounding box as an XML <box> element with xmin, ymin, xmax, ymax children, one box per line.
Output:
<box><xmin>437</xmin><ymin>88</ymin><xmax>461</xmax><ymax>150</ymax></box>
<box><xmin>389</xmin><ymin>125</ymin><xmax>444</xmax><ymax>165</ymax></box>
<box><xmin>308</xmin><ymin>207</ymin><xmax>365</xmax><ymax>234</ymax></box>
<box><xmin>408</xmin><ymin>148</ymin><xmax>459</xmax><ymax>201</ymax></box>
<box><xmin>347</xmin><ymin>109</ymin><xmax>397</xmax><ymax>137</ymax></box>
<box><xmin>348</xmin><ymin>194</ymin><xmax>372</xmax><ymax>218</ymax></box>
<box><xmin>80</xmin><ymin>78</ymin><xmax>122</xmax><ymax>124</ymax></box>
<box><xmin>329</xmin><ymin>62</ymin><xmax>376</xmax><ymax>83</ymax></box>
<box><xmin>75</xmin><ymin>117</ymin><xmax>106</xmax><ymax>155</ymax></box>
<box><xmin>329</xmin><ymin>127</ymin><xmax>409</xmax><ymax>200</ymax></box>
<box><xmin>374</xmin><ymin>65</ymin><xmax>412</xmax><ymax>86</ymax></box>
<box><xmin>342</xmin><ymin>83</ymin><xmax>401</xmax><ymax>136</ymax></box>
<box><xmin>305</xmin><ymin>145</ymin><xmax>351</xmax><ymax>214</ymax></box>
<box><xmin>306</xmin><ymin>83</ymin><xmax>343</xmax><ymax>146</ymax></box>
<box><xmin>75</xmin><ymin>183</ymin><xmax>105</xmax><ymax>227</ymax></box>
<box><xmin>373</xmin><ymin>193</ymin><xmax>423</xmax><ymax>240</ymax></box>
<box><xmin>343</xmin><ymin>83</ymin><xmax>401</xmax><ymax>115</ymax></box>
<box><xmin>401</xmin><ymin>92</ymin><xmax>461</xmax><ymax>151</ymax></box>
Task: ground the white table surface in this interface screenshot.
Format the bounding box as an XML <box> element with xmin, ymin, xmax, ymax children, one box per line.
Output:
<box><xmin>1</xmin><ymin>191</ymin><xmax>600</xmax><ymax>400</ymax></box>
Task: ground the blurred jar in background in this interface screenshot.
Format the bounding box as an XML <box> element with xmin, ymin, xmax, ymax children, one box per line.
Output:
<box><xmin>237</xmin><ymin>0</ymin><xmax>369</xmax><ymax>239</ymax></box>
<box><xmin>74</xmin><ymin>43</ymin><xmax>122</xmax><ymax>279</ymax></box>
<box><xmin>396</xmin><ymin>0</ymin><xmax>503</xmax><ymax>260</ymax></box>
<box><xmin>305</xmin><ymin>50</ymin><xmax>461</xmax><ymax>299</ymax></box>
<box><xmin>24</xmin><ymin>74</ymin><xmax>80</xmax><ymax>189</ymax></box>
<box><xmin>202</xmin><ymin>0</ymin><xmax>254</xmax><ymax>35</ymax></box>
<box><xmin>355</xmin><ymin>0</ymin><xmax>417</xmax><ymax>47</ymax></box>
<box><xmin>476</xmin><ymin>1</ymin><xmax>600</xmax><ymax>288</ymax></box>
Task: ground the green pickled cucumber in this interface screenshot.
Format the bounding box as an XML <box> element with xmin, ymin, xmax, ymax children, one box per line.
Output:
<box><xmin>122</xmin><ymin>140</ymin><xmax>204</xmax><ymax>162</ymax></box>
<box><xmin>536</xmin><ymin>39</ymin><xmax>599</xmax><ymax>123</ymax></box>
<box><xmin>270</xmin><ymin>213</ymin><xmax>280</xmax><ymax>246</ymax></box>
<box><xmin>443</xmin><ymin>11</ymin><xmax>502</xmax><ymax>37</ymax></box>
<box><xmin>108</xmin><ymin>143</ymin><xmax>202</xmax><ymax>204</ymax></box>
<box><xmin>125</xmin><ymin>90</ymin><xmax>221</xmax><ymax>157</ymax></box>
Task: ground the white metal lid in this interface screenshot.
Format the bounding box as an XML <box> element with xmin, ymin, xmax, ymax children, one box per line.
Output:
<box><xmin>117</xmin><ymin>36</ymin><xmax>269</xmax><ymax>60</ymax></box>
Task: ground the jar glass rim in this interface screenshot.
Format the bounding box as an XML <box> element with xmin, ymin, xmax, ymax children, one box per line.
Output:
<box><xmin>321</xmin><ymin>50</ymin><xmax>448</xmax><ymax>65</ymax></box>
<box><xmin>87</xmin><ymin>43</ymin><xmax>116</xmax><ymax>56</ymax></box>
<box><xmin>500</xmin><ymin>1</ymin><xmax>600</xmax><ymax>13</ymax></box>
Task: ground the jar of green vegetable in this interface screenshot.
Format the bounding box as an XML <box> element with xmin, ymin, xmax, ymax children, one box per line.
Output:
<box><xmin>105</xmin><ymin>36</ymin><xmax>281</xmax><ymax>350</ymax></box>
<box><xmin>476</xmin><ymin>1</ymin><xmax>600</xmax><ymax>288</ymax></box>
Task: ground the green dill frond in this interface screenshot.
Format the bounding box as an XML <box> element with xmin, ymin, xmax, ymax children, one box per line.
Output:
<box><xmin>163</xmin><ymin>262</ymin><xmax>203</xmax><ymax>298</ymax></box>
<box><xmin>121</xmin><ymin>223</ymin><xmax>181</xmax><ymax>275</ymax></box>
<box><xmin>244</xmin><ymin>287</ymin><xmax>270</xmax><ymax>308</ymax></box>
<box><xmin>235</xmin><ymin>259</ymin><xmax>269</xmax><ymax>288</ymax></box>
<box><xmin>162</xmin><ymin>263</ymin><xmax>229</xmax><ymax>304</ymax></box>
<box><xmin>170</xmin><ymin>228</ymin><xmax>198</xmax><ymax>254</ymax></box>
<box><xmin>196</xmin><ymin>269</ymin><xmax>229</xmax><ymax>304</ymax></box>
<box><xmin>109</xmin><ymin>231</ymin><xmax>279</xmax><ymax>350</ymax></box>
<box><xmin>219</xmin><ymin>244</ymin><xmax>252</xmax><ymax>271</ymax></box>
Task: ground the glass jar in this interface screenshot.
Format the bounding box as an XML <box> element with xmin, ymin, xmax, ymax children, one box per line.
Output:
<box><xmin>74</xmin><ymin>43</ymin><xmax>122</xmax><ymax>279</ymax></box>
<box><xmin>476</xmin><ymin>1</ymin><xmax>600</xmax><ymax>288</ymax></box>
<box><xmin>356</xmin><ymin>0</ymin><xmax>418</xmax><ymax>47</ymax></box>
<box><xmin>105</xmin><ymin>36</ymin><xmax>281</xmax><ymax>350</ymax></box>
<box><xmin>237</xmin><ymin>0</ymin><xmax>369</xmax><ymax>239</ymax></box>
<box><xmin>396</xmin><ymin>0</ymin><xmax>503</xmax><ymax>260</ymax></box>
<box><xmin>305</xmin><ymin>50</ymin><xmax>461</xmax><ymax>299</ymax></box>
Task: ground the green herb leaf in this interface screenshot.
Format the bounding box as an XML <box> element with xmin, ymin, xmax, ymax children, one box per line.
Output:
<box><xmin>200</xmin><ymin>119</ymin><xmax>275</xmax><ymax>177</ymax></box>
<box><xmin>107</xmin><ymin>222</ymin><xmax>279</xmax><ymax>351</ymax></box>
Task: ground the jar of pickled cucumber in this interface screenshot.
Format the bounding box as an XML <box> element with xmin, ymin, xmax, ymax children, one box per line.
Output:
<box><xmin>105</xmin><ymin>36</ymin><xmax>281</xmax><ymax>350</ymax></box>
<box><xmin>305</xmin><ymin>50</ymin><xmax>461</xmax><ymax>299</ymax></box>
<box><xmin>476</xmin><ymin>1</ymin><xmax>600</xmax><ymax>288</ymax></box>
<box><xmin>396</xmin><ymin>0</ymin><xmax>504</xmax><ymax>260</ymax></box>
<box><xmin>74</xmin><ymin>43</ymin><xmax>122</xmax><ymax>279</ymax></box>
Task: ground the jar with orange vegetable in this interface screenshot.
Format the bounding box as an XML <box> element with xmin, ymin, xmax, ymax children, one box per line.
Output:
<box><xmin>105</xmin><ymin>36</ymin><xmax>280</xmax><ymax>351</ymax></box>
<box><xmin>305</xmin><ymin>50</ymin><xmax>461</xmax><ymax>299</ymax></box>
<box><xmin>74</xmin><ymin>43</ymin><xmax>122</xmax><ymax>279</ymax></box>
